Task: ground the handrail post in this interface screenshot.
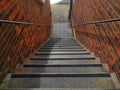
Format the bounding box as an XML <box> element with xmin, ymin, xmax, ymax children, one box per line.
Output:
<box><xmin>69</xmin><ymin>0</ymin><xmax>73</xmax><ymax>20</ymax></box>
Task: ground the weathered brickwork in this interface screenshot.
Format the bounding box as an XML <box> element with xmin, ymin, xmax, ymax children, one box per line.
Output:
<box><xmin>72</xmin><ymin>0</ymin><xmax>120</xmax><ymax>79</ymax></box>
<box><xmin>0</xmin><ymin>0</ymin><xmax>51</xmax><ymax>83</ymax></box>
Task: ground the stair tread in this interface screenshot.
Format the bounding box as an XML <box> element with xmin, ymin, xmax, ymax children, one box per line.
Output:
<box><xmin>35</xmin><ymin>52</ymin><xmax>91</xmax><ymax>55</ymax></box>
<box><xmin>17</xmin><ymin>66</ymin><xmax>104</xmax><ymax>73</ymax></box>
<box><xmin>37</xmin><ymin>51</ymin><xmax>90</xmax><ymax>53</ymax></box>
<box><xmin>30</xmin><ymin>55</ymin><xmax>96</xmax><ymax>61</ymax></box>
<box><xmin>44</xmin><ymin>44</ymin><xmax>81</xmax><ymax>47</ymax></box>
<box><xmin>31</xmin><ymin>55</ymin><xmax>94</xmax><ymax>58</ymax></box>
<box><xmin>35</xmin><ymin>53</ymin><xmax>90</xmax><ymax>56</ymax></box>
<box><xmin>40</xmin><ymin>47</ymin><xmax>84</xmax><ymax>49</ymax></box>
<box><xmin>9</xmin><ymin>73</ymin><xmax>114</xmax><ymax>88</ymax></box>
<box><xmin>25</xmin><ymin>59</ymin><xmax>101</xmax><ymax>65</ymax></box>
<box><xmin>39</xmin><ymin>49</ymin><xmax>86</xmax><ymax>51</ymax></box>
<box><xmin>38</xmin><ymin>50</ymin><xmax>87</xmax><ymax>52</ymax></box>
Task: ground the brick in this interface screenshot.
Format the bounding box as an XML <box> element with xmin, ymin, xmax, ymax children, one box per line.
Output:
<box><xmin>0</xmin><ymin>0</ymin><xmax>51</xmax><ymax>84</ymax></box>
<box><xmin>72</xmin><ymin>0</ymin><xmax>120</xmax><ymax>80</ymax></box>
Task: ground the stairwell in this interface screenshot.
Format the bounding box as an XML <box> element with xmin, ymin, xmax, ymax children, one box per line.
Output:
<box><xmin>2</xmin><ymin>22</ymin><xmax>118</xmax><ymax>89</ymax></box>
<box><xmin>1</xmin><ymin>1</ymin><xmax>119</xmax><ymax>89</ymax></box>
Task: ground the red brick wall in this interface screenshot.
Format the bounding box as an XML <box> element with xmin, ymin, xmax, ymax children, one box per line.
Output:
<box><xmin>72</xmin><ymin>0</ymin><xmax>120</xmax><ymax>79</ymax></box>
<box><xmin>0</xmin><ymin>0</ymin><xmax>51</xmax><ymax>83</ymax></box>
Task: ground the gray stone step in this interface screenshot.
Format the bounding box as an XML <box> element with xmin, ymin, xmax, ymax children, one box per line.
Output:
<box><xmin>19</xmin><ymin>64</ymin><xmax>104</xmax><ymax>73</ymax></box>
<box><xmin>47</xmin><ymin>39</ymin><xmax>76</xmax><ymax>41</ymax></box>
<box><xmin>47</xmin><ymin>41</ymin><xmax>77</xmax><ymax>43</ymax></box>
<box><xmin>39</xmin><ymin>49</ymin><xmax>86</xmax><ymax>51</ymax></box>
<box><xmin>44</xmin><ymin>44</ymin><xmax>81</xmax><ymax>46</ymax></box>
<box><xmin>36</xmin><ymin>51</ymin><xmax>90</xmax><ymax>54</ymax></box>
<box><xmin>50</xmin><ymin>38</ymin><xmax>74</xmax><ymax>40</ymax></box>
<box><xmin>46</xmin><ymin>42</ymin><xmax>78</xmax><ymax>44</ymax></box>
<box><xmin>45</xmin><ymin>43</ymin><xmax>79</xmax><ymax>45</ymax></box>
<box><xmin>38</xmin><ymin>50</ymin><xmax>87</xmax><ymax>52</ymax></box>
<box><xmin>9</xmin><ymin>73</ymin><xmax>114</xmax><ymax>88</ymax></box>
<box><xmin>31</xmin><ymin>55</ymin><xmax>95</xmax><ymax>59</ymax></box>
<box><xmin>52</xmin><ymin>23</ymin><xmax>72</xmax><ymax>38</ymax></box>
<box><xmin>35</xmin><ymin>52</ymin><xmax>91</xmax><ymax>55</ymax></box>
<box><xmin>43</xmin><ymin>46</ymin><xmax>83</xmax><ymax>49</ymax></box>
<box><xmin>41</xmin><ymin>47</ymin><xmax>84</xmax><ymax>49</ymax></box>
<box><xmin>31</xmin><ymin>55</ymin><xmax>95</xmax><ymax>60</ymax></box>
<box><xmin>45</xmin><ymin>42</ymin><xmax>80</xmax><ymax>44</ymax></box>
<box><xmin>25</xmin><ymin>59</ymin><xmax>101</xmax><ymax>65</ymax></box>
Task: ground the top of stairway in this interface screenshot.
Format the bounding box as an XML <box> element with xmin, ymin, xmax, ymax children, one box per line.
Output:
<box><xmin>51</xmin><ymin>23</ymin><xmax>73</xmax><ymax>38</ymax></box>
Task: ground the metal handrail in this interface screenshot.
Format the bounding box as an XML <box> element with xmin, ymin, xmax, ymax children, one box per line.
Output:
<box><xmin>0</xmin><ymin>19</ymin><xmax>50</xmax><ymax>28</ymax></box>
<box><xmin>73</xmin><ymin>18</ymin><xmax>120</xmax><ymax>27</ymax></box>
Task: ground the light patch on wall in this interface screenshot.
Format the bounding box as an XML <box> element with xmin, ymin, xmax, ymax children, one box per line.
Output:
<box><xmin>50</xmin><ymin>0</ymin><xmax>63</xmax><ymax>4</ymax></box>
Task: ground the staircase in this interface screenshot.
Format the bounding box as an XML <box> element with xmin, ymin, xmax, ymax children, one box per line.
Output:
<box><xmin>4</xmin><ymin>22</ymin><xmax>117</xmax><ymax>89</ymax></box>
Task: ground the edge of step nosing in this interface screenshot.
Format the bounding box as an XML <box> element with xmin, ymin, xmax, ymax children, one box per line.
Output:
<box><xmin>11</xmin><ymin>73</ymin><xmax>111</xmax><ymax>78</ymax></box>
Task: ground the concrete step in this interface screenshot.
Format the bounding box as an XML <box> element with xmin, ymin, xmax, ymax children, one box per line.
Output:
<box><xmin>47</xmin><ymin>39</ymin><xmax>76</xmax><ymax>41</ymax></box>
<box><xmin>44</xmin><ymin>44</ymin><xmax>81</xmax><ymax>46</ymax></box>
<box><xmin>35</xmin><ymin>52</ymin><xmax>91</xmax><ymax>55</ymax></box>
<box><xmin>25</xmin><ymin>59</ymin><xmax>101</xmax><ymax>65</ymax></box>
<box><xmin>43</xmin><ymin>46</ymin><xmax>83</xmax><ymax>48</ymax></box>
<box><xmin>41</xmin><ymin>47</ymin><xmax>84</xmax><ymax>49</ymax></box>
<box><xmin>48</xmin><ymin>38</ymin><xmax>75</xmax><ymax>41</ymax></box>
<box><xmin>30</xmin><ymin>55</ymin><xmax>96</xmax><ymax>60</ymax></box>
<box><xmin>45</xmin><ymin>42</ymin><xmax>80</xmax><ymax>44</ymax></box>
<box><xmin>47</xmin><ymin>42</ymin><xmax>77</xmax><ymax>44</ymax></box>
<box><xmin>8</xmin><ymin>73</ymin><xmax>114</xmax><ymax>88</ymax></box>
<box><xmin>31</xmin><ymin>55</ymin><xmax>95</xmax><ymax>59</ymax></box>
<box><xmin>45</xmin><ymin>43</ymin><xmax>79</xmax><ymax>45</ymax></box>
<box><xmin>36</xmin><ymin>51</ymin><xmax>90</xmax><ymax>54</ymax></box>
<box><xmin>39</xmin><ymin>48</ymin><xmax>86</xmax><ymax>51</ymax></box>
<box><xmin>19</xmin><ymin>64</ymin><xmax>104</xmax><ymax>73</ymax></box>
<box><xmin>47</xmin><ymin>41</ymin><xmax>77</xmax><ymax>43</ymax></box>
<box><xmin>38</xmin><ymin>49</ymin><xmax>87</xmax><ymax>52</ymax></box>
<box><xmin>48</xmin><ymin>40</ymin><xmax>75</xmax><ymax>42</ymax></box>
